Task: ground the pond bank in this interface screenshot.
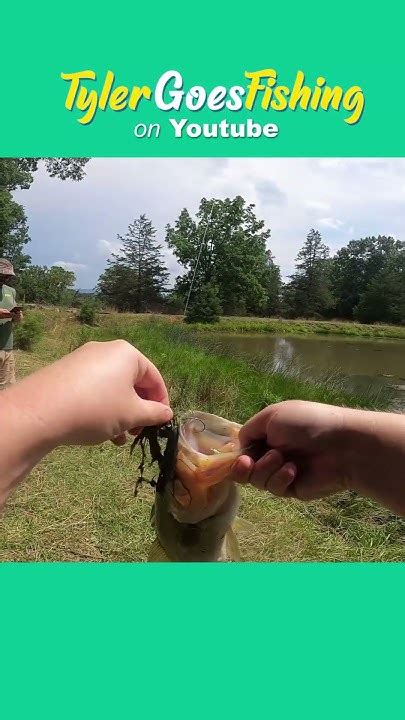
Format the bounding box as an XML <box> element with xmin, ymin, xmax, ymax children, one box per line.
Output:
<box><xmin>183</xmin><ymin>316</ymin><xmax>405</xmax><ymax>340</ymax></box>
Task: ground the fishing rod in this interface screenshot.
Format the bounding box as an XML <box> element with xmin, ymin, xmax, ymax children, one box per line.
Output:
<box><xmin>184</xmin><ymin>199</ymin><xmax>216</xmax><ymax>315</ymax></box>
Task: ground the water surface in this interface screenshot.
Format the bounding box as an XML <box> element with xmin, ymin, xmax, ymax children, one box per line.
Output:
<box><xmin>202</xmin><ymin>332</ymin><xmax>405</xmax><ymax>409</ymax></box>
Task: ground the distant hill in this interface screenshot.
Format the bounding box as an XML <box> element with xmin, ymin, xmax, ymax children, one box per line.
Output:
<box><xmin>77</xmin><ymin>288</ymin><xmax>95</xmax><ymax>295</ymax></box>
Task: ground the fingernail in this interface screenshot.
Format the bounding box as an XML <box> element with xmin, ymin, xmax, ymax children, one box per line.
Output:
<box><xmin>285</xmin><ymin>463</ymin><xmax>297</xmax><ymax>481</ymax></box>
<box><xmin>163</xmin><ymin>406</ymin><xmax>173</xmax><ymax>420</ymax></box>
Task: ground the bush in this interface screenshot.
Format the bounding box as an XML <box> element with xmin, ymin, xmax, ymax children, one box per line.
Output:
<box><xmin>14</xmin><ymin>313</ymin><xmax>44</xmax><ymax>351</ymax></box>
<box><xmin>78</xmin><ymin>299</ymin><xmax>98</xmax><ymax>326</ymax></box>
<box><xmin>185</xmin><ymin>282</ymin><xmax>222</xmax><ymax>324</ymax></box>
<box><xmin>166</xmin><ymin>292</ymin><xmax>185</xmax><ymax>315</ymax></box>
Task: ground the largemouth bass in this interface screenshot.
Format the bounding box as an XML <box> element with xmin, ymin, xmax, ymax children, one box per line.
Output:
<box><xmin>133</xmin><ymin>411</ymin><xmax>246</xmax><ymax>562</ymax></box>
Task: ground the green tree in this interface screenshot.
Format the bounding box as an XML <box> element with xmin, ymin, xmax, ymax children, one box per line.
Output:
<box><xmin>354</xmin><ymin>249</ymin><xmax>405</xmax><ymax>324</ymax></box>
<box><xmin>19</xmin><ymin>265</ymin><xmax>75</xmax><ymax>304</ymax></box>
<box><xmin>97</xmin><ymin>215</ymin><xmax>169</xmax><ymax>311</ymax></box>
<box><xmin>166</xmin><ymin>196</ymin><xmax>277</xmax><ymax>316</ymax></box>
<box><xmin>284</xmin><ymin>229</ymin><xmax>333</xmax><ymax>318</ymax></box>
<box><xmin>0</xmin><ymin>158</ymin><xmax>89</xmax><ymax>269</ymax></box>
<box><xmin>264</xmin><ymin>250</ymin><xmax>282</xmax><ymax>315</ymax></box>
<box><xmin>185</xmin><ymin>282</ymin><xmax>222</xmax><ymax>323</ymax></box>
<box><xmin>332</xmin><ymin>235</ymin><xmax>404</xmax><ymax>320</ymax></box>
<box><xmin>0</xmin><ymin>191</ymin><xmax>30</xmax><ymax>270</ymax></box>
<box><xmin>0</xmin><ymin>158</ymin><xmax>89</xmax><ymax>191</ymax></box>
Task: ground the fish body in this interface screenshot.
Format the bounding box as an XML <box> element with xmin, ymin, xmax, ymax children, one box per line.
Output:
<box><xmin>134</xmin><ymin>411</ymin><xmax>244</xmax><ymax>562</ymax></box>
<box><xmin>151</xmin><ymin>479</ymin><xmax>240</xmax><ymax>561</ymax></box>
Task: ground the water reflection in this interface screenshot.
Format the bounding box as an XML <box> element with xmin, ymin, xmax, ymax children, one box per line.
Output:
<box><xmin>202</xmin><ymin>332</ymin><xmax>405</xmax><ymax>410</ymax></box>
<box><xmin>271</xmin><ymin>337</ymin><xmax>295</xmax><ymax>372</ymax></box>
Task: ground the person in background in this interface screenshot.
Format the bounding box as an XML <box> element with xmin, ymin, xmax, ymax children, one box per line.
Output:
<box><xmin>0</xmin><ymin>259</ymin><xmax>23</xmax><ymax>390</ymax></box>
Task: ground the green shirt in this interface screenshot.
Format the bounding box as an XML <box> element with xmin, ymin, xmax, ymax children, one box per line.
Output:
<box><xmin>0</xmin><ymin>284</ymin><xmax>16</xmax><ymax>351</ymax></box>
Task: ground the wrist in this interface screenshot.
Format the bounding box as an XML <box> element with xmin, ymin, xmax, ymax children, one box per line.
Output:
<box><xmin>340</xmin><ymin>409</ymin><xmax>405</xmax><ymax>516</ymax></box>
<box><xmin>332</xmin><ymin>408</ymin><xmax>378</xmax><ymax>493</ymax></box>
<box><xmin>0</xmin><ymin>384</ymin><xmax>58</xmax><ymax>509</ymax></box>
<box><xmin>338</xmin><ymin>408</ymin><xmax>377</xmax><ymax>492</ymax></box>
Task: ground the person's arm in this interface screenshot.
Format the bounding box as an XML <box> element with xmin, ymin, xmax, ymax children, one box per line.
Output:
<box><xmin>0</xmin><ymin>340</ymin><xmax>172</xmax><ymax>511</ymax></box>
<box><xmin>10</xmin><ymin>288</ymin><xmax>23</xmax><ymax>323</ymax></box>
<box><xmin>0</xmin><ymin>308</ymin><xmax>12</xmax><ymax>320</ymax></box>
<box><xmin>232</xmin><ymin>400</ymin><xmax>405</xmax><ymax>517</ymax></box>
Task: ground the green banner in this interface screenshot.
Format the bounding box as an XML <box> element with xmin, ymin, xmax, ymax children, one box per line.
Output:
<box><xmin>1</xmin><ymin>1</ymin><xmax>404</xmax><ymax>156</ymax></box>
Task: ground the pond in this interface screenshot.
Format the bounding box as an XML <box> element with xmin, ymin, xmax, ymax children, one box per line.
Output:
<box><xmin>202</xmin><ymin>333</ymin><xmax>405</xmax><ymax>410</ymax></box>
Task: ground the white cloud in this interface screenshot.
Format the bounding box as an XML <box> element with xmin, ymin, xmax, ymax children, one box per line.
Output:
<box><xmin>318</xmin><ymin>217</ymin><xmax>344</xmax><ymax>230</ymax></box>
<box><xmin>52</xmin><ymin>261</ymin><xmax>87</xmax><ymax>271</ymax></box>
<box><xmin>317</xmin><ymin>159</ymin><xmax>346</xmax><ymax>169</ymax></box>
<box><xmin>14</xmin><ymin>157</ymin><xmax>405</xmax><ymax>288</ymax></box>
<box><xmin>306</xmin><ymin>200</ymin><xmax>330</xmax><ymax>211</ymax></box>
<box><xmin>98</xmin><ymin>239</ymin><xmax>120</xmax><ymax>258</ymax></box>
<box><xmin>255</xmin><ymin>179</ymin><xmax>286</xmax><ymax>206</ymax></box>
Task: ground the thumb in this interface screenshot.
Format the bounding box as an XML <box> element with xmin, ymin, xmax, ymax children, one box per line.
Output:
<box><xmin>132</xmin><ymin>398</ymin><xmax>173</xmax><ymax>428</ymax></box>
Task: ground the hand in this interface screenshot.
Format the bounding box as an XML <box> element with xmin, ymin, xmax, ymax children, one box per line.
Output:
<box><xmin>232</xmin><ymin>400</ymin><xmax>351</xmax><ymax>501</ymax></box>
<box><xmin>7</xmin><ymin>340</ymin><xmax>173</xmax><ymax>447</ymax></box>
<box><xmin>11</xmin><ymin>309</ymin><xmax>23</xmax><ymax>323</ymax></box>
<box><xmin>0</xmin><ymin>308</ymin><xmax>12</xmax><ymax>319</ymax></box>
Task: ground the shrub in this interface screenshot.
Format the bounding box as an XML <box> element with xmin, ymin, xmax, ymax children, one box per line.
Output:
<box><xmin>185</xmin><ymin>282</ymin><xmax>222</xmax><ymax>324</ymax></box>
<box><xmin>14</xmin><ymin>313</ymin><xmax>44</xmax><ymax>351</ymax></box>
<box><xmin>78</xmin><ymin>299</ymin><xmax>98</xmax><ymax>326</ymax></box>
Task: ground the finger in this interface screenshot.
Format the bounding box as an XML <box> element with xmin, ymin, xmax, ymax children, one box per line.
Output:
<box><xmin>239</xmin><ymin>406</ymin><xmax>276</xmax><ymax>447</ymax></box>
<box><xmin>135</xmin><ymin>354</ymin><xmax>170</xmax><ymax>406</ymax></box>
<box><xmin>132</xmin><ymin>398</ymin><xmax>173</xmax><ymax>428</ymax></box>
<box><xmin>248</xmin><ymin>449</ymin><xmax>285</xmax><ymax>491</ymax></box>
<box><xmin>129</xmin><ymin>427</ymin><xmax>142</xmax><ymax>437</ymax></box>
<box><xmin>111</xmin><ymin>433</ymin><xmax>127</xmax><ymax>446</ymax></box>
<box><xmin>230</xmin><ymin>454</ymin><xmax>255</xmax><ymax>483</ymax></box>
<box><xmin>265</xmin><ymin>462</ymin><xmax>297</xmax><ymax>497</ymax></box>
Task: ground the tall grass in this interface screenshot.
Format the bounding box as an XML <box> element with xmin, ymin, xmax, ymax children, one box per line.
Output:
<box><xmin>75</xmin><ymin>319</ymin><xmax>388</xmax><ymax>417</ymax></box>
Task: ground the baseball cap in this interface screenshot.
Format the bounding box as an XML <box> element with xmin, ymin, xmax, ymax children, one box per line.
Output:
<box><xmin>0</xmin><ymin>259</ymin><xmax>15</xmax><ymax>276</ymax></box>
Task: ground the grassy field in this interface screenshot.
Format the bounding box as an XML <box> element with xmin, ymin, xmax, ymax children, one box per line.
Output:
<box><xmin>0</xmin><ymin>308</ymin><xmax>404</xmax><ymax>562</ymax></box>
<box><xmin>93</xmin><ymin>311</ymin><xmax>405</xmax><ymax>339</ymax></box>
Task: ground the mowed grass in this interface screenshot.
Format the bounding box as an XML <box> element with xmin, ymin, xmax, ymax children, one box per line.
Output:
<box><xmin>0</xmin><ymin>308</ymin><xmax>404</xmax><ymax>562</ymax></box>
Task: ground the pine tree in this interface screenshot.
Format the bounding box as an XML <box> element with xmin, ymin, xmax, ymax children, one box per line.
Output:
<box><xmin>185</xmin><ymin>282</ymin><xmax>222</xmax><ymax>323</ymax></box>
<box><xmin>98</xmin><ymin>215</ymin><xmax>169</xmax><ymax>311</ymax></box>
<box><xmin>285</xmin><ymin>229</ymin><xmax>333</xmax><ymax>318</ymax></box>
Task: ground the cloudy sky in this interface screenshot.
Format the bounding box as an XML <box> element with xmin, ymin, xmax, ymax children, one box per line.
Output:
<box><xmin>13</xmin><ymin>158</ymin><xmax>405</xmax><ymax>289</ymax></box>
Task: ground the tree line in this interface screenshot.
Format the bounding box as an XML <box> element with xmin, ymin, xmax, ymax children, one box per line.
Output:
<box><xmin>1</xmin><ymin>158</ymin><xmax>404</xmax><ymax>325</ymax></box>
<box><xmin>97</xmin><ymin>200</ymin><xmax>405</xmax><ymax>325</ymax></box>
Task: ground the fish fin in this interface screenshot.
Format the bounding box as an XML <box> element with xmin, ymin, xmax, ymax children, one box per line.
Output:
<box><xmin>232</xmin><ymin>516</ymin><xmax>257</xmax><ymax>537</ymax></box>
<box><xmin>147</xmin><ymin>538</ymin><xmax>171</xmax><ymax>562</ymax></box>
<box><xmin>225</xmin><ymin>526</ymin><xmax>242</xmax><ymax>562</ymax></box>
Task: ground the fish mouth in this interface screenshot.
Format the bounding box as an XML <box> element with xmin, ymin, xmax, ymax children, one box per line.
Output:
<box><xmin>175</xmin><ymin>411</ymin><xmax>242</xmax><ymax>490</ymax></box>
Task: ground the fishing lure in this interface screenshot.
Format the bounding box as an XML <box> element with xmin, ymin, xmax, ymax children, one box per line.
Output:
<box><xmin>131</xmin><ymin>419</ymin><xmax>179</xmax><ymax>496</ymax></box>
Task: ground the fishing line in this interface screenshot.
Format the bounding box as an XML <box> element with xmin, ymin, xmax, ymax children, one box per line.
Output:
<box><xmin>184</xmin><ymin>200</ymin><xmax>216</xmax><ymax>314</ymax></box>
<box><xmin>184</xmin><ymin>417</ymin><xmax>206</xmax><ymax>433</ymax></box>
